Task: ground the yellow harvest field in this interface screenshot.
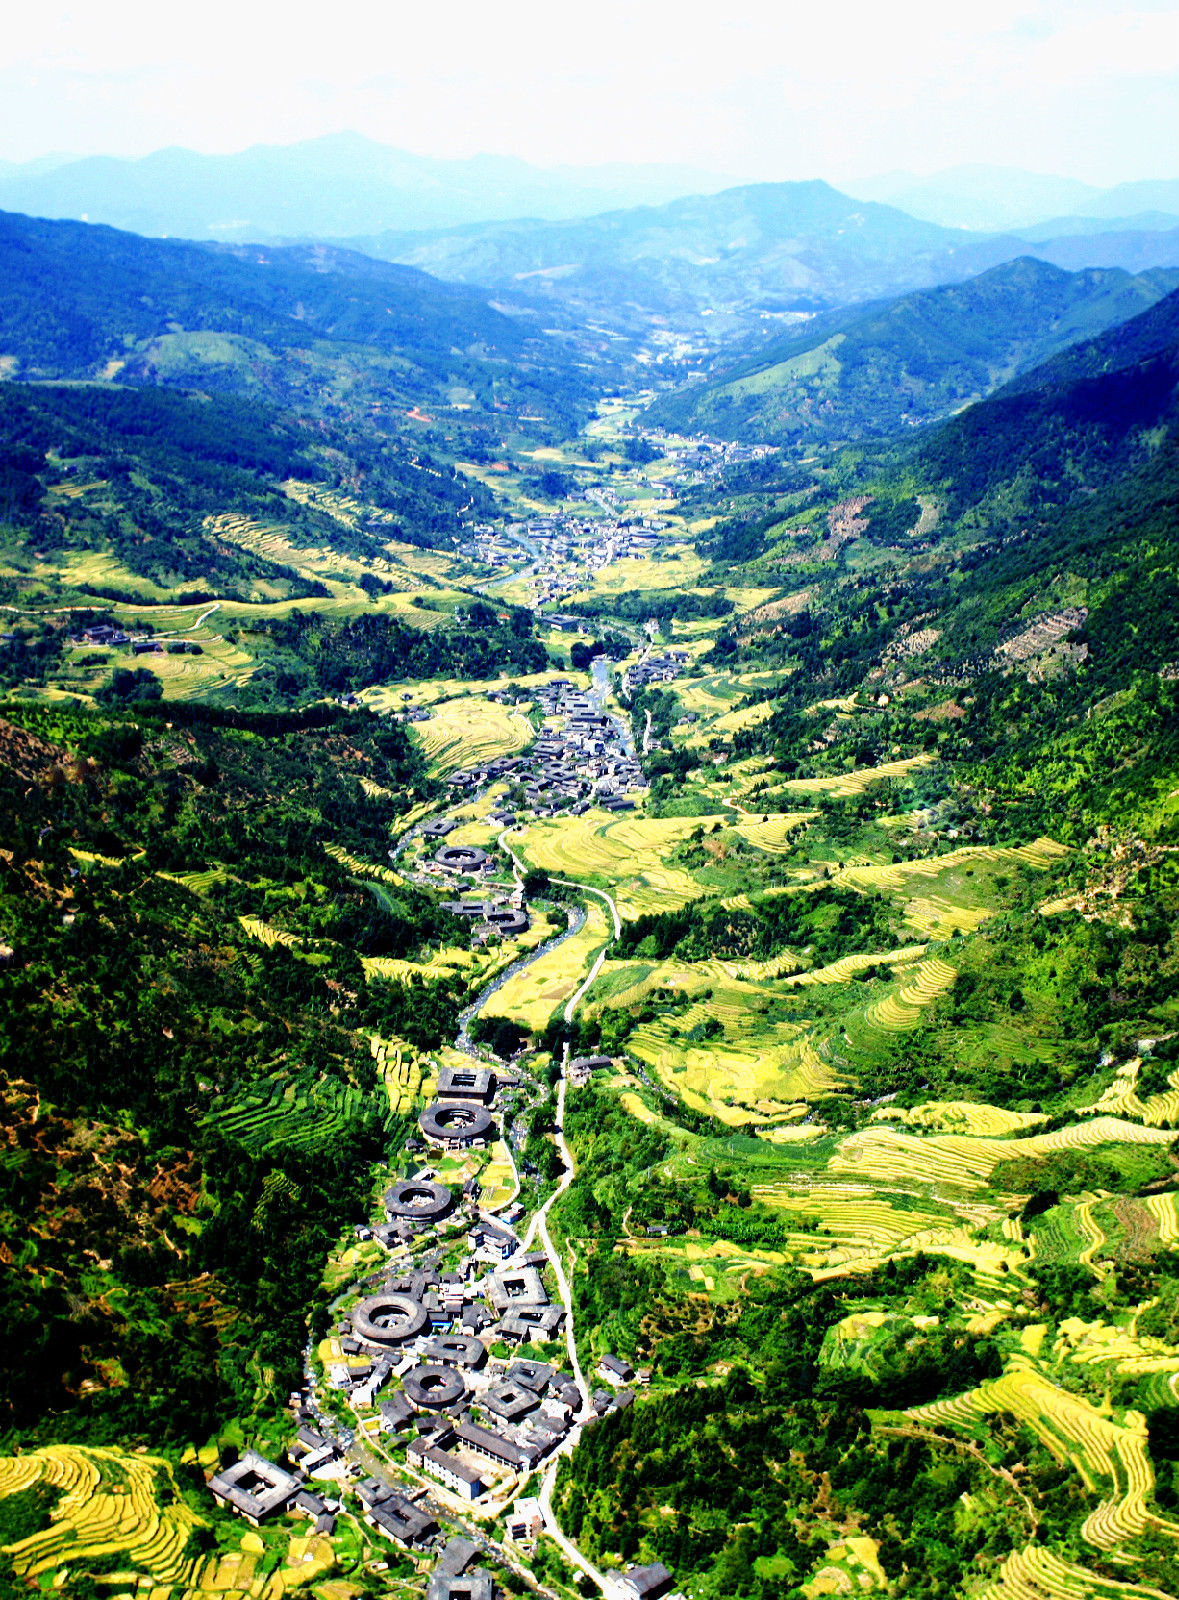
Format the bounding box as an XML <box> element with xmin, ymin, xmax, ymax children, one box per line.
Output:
<box><xmin>909</xmin><ymin>1358</ymin><xmax>1179</xmax><ymax>1554</ymax></box>
<box><xmin>831</xmin><ymin>1115</ymin><xmax>1175</xmax><ymax>1190</ymax></box>
<box><xmin>516</xmin><ymin>811</ymin><xmax>715</xmax><ymax>917</ymax></box>
<box><xmin>872</xmin><ymin>1101</ymin><xmax>1047</xmax><ymax>1137</ymax></box>
<box><xmin>409</xmin><ymin>696</ymin><xmax>536</xmax><ymax>774</ymax></box>
<box><xmin>834</xmin><ymin>836</ymin><xmax>1069</xmax><ymax>896</ymax></box>
<box><xmin>367</xmin><ymin>1035</ymin><xmax>425</xmax><ymax>1115</ymax></box>
<box><xmin>0</xmin><ymin>1445</ymin><xmax>204</xmax><ymax>1586</ymax></box>
<box><xmin>864</xmin><ymin>957</ymin><xmax>957</xmax><ymax>1032</ymax></box>
<box><xmin>779</xmin><ymin>755</ymin><xmax>937</xmax><ymax>798</ymax></box>
<box><xmin>238</xmin><ymin>915</ymin><xmax>299</xmax><ymax>948</ymax></box>
<box><xmin>732</xmin><ymin>810</ymin><xmax>818</xmax><ymax>854</ymax></box>
<box><xmin>492</xmin><ymin>899</ymin><xmax>612</xmax><ymax>1030</ymax></box>
<box><xmin>981</xmin><ymin>1542</ymin><xmax>1174</xmax><ymax>1600</ymax></box>
<box><xmin>627</xmin><ymin>1015</ymin><xmax>841</xmax><ymax>1113</ymax></box>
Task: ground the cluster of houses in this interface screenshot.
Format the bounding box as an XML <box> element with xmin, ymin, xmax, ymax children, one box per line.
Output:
<box><xmin>621</xmin><ymin>649</ymin><xmax>691</xmax><ymax>696</ymax></box>
<box><xmin>411</xmin><ymin>831</ymin><xmax>531</xmax><ymax>946</ymax></box>
<box><xmin>208</xmin><ymin>1041</ymin><xmax>680</xmax><ymax>1600</ymax></box>
<box><xmin>67</xmin><ymin>621</ymin><xmax>198</xmax><ymax>658</ymax></box>
<box><xmin>517</xmin><ymin>679</ymin><xmax>647</xmax><ymax>813</ymax></box>
<box><xmin>458</xmin><ymin>511</ymin><xmax>667</xmax><ymax>616</ymax></box>
<box><xmin>636</xmin><ymin>428</ymin><xmax>778</xmax><ymax>485</ymax></box>
<box><xmin>417</xmin><ymin>681</ymin><xmax>647</xmax><ymax>849</ymax></box>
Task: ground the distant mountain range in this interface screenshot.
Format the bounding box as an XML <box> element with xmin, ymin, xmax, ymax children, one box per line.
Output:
<box><xmin>646</xmin><ymin>257</ymin><xmax>1179</xmax><ymax>446</ymax></box>
<box><xmin>2</xmin><ymin>140</ymin><xmax>1174</xmax><ymax>255</ymax></box>
<box><xmin>343</xmin><ymin>182</ymin><xmax>990</xmax><ymax>326</ymax></box>
<box><xmin>842</xmin><ymin>164</ymin><xmax>1179</xmax><ymax>233</ymax></box>
<box><xmin>342</xmin><ymin>181</ymin><xmax>1179</xmax><ymax>334</ymax></box>
<box><xmin>0</xmin><ymin>133</ymin><xmax>736</xmax><ymax>240</ymax></box>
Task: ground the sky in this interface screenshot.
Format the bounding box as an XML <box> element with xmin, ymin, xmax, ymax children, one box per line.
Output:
<box><xmin>1</xmin><ymin>0</ymin><xmax>1176</xmax><ymax>184</ymax></box>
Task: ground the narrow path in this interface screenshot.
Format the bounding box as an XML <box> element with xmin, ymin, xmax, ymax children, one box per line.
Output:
<box><xmin>564</xmin><ymin>945</ymin><xmax>609</xmax><ymax>1026</ymax></box>
<box><xmin>334</xmin><ymin>820</ymin><xmax>621</xmax><ymax>1593</ymax></box>
<box><xmin>524</xmin><ymin>1068</ymin><xmax>609</xmax><ymax>1596</ymax></box>
<box><xmin>642</xmin><ymin>708</ymin><xmax>653</xmax><ymax>754</ymax></box>
<box><xmin>551</xmin><ymin>879</ymin><xmax>622</xmax><ymax>940</ymax></box>
<box><xmin>539</xmin><ymin>1453</ymin><xmax>610</xmax><ymax>1596</ymax></box>
<box><xmin>475</xmin><ymin>852</ymin><xmax>623</xmax><ymax>1594</ymax></box>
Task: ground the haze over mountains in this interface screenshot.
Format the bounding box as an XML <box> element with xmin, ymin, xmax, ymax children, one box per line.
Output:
<box><xmin>842</xmin><ymin>164</ymin><xmax>1179</xmax><ymax>233</ymax></box>
<box><xmin>343</xmin><ymin>180</ymin><xmax>1179</xmax><ymax>336</ymax></box>
<box><xmin>0</xmin><ymin>133</ymin><xmax>737</xmax><ymax>239</ymax></box>
<box><xmin>1</xmin><ymin>136</ymin><xmax>1175</xmax><ymax>253</ymax></box>
<box><xmin>1</xmin><ymin>136</ymin><xmax>1176</xmax><ymax>354</ymax></box>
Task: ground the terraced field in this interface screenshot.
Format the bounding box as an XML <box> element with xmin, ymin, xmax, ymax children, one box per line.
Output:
<box><xmin>403</xmin><ymin>695</ymin><xmax>536</xmax><ymax>775</ymax></box>
<box><xmin>778</xmin><ymin>754</ymin><xmax>937</xmax><ymax>798</ymax></box>
<box><xmin>673</xmin><ymin>670</ymin><xmax>789</xmax><ymax>721</ymax></box>
<box><xmin>322</xmin><ymin>840</ymin><xmax>404</xmax><ymax>885</ymax></box>
<box><xmin>910</xmin><ymin>1358</ymin><xmax>1179</xmax><ymax>1555</ymax></box>
<box><xmin>568</xmin><ymin>551</ymin><xmax>709</xmax><ymax>597</ymax></box>
<box><xmin>363</xmin><ymin>946</ymin><xmax>481</xmax><ymax>984</ymax></box>
<box><xmin>367</xmin><ymin>1035</ymin><xmax>425</xmax><ymax>1115</ymax></box>
<box><xmin>237</xmin><ymin>915</ymin><xmax>300</xmax><ymax>948</ymax></box>
<box><xmin>362</xmin><ymin>911</ymin><xmax>556</xmax><ymax>995</ymax></box>
<box><xmin>830</xmin><ymin>1116</ymin><xmax>1174</xmax><ymax>1190</ymax></box>
<box><xmin>281</xmin><ymin>479</ymin><xmax>397</xmax><ymax>532</ymax></box>
<box><xmin>78</xmin><ymin>626</ymin><xmax>261</xmax><ymax>703</ymax></box>
<box><xmin>626</xmin><ymin>1011</ymin><xmax>841</xmax><ymax>1118</ymax></box>
<box><xmin>780</xmin><ymin>943</ymin><xmax>929</xmax><ymax>987</ymax></box>
<box><xmin>0</xmin><ymin>1445</ymin><xmax>204</xmax><ymax>1589</ymax></box>
<box><xmin>982</xmin><ymin>1542</ymin><xmax>1179</xmax><ymax>1600</ymax></box>
<box><xmin>478</xmin><ymin>1140</ymin><xmax>518</xmax><ymax>1209</ymax></box>
<box><xmin>157</xmin><ymin>866</ymin><xmax>232</xmax><ymax>895</ymax></box>
<box><xmin>834</xmin><ymin>836</ymin><xmax>1069</xmax><ymax>896</ymax></box>
<box><xmin>731</xmin><ymin>809</ymin><xmax>818</xmax><ymax>853</ymax></box>
<box><xmin>1077</xmin><ymin>1055</ymin><xmax>1179</xmax><ymax>1128</ymax></box>
<box><xmin>863</xmin><ymin>956</ymin><xmax>958</xmax><ymax>1031</ymax></box>
<box><xmin>515</xmin><ymin>811</ymin><xmax>714</xmax><ymax>916</ymax></box>
<box><xmin>202</xmin><ymin>1065</ymin><xmax>379</xmax><ymax>1152</ymax></box>
<box><xmin>871</xmin><ymin>1101</ymin><xmax>1047</xmax><ymax>1136</ymax></box>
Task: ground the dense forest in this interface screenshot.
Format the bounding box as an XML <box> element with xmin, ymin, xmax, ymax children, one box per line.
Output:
<box><xmin>0</xmin><ymin>702</ymin><xmax>462</xmax><ymax>1442</ymax></box>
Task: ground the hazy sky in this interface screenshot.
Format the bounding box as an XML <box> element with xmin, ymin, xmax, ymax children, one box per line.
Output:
<box><xmin>2</xmin><ymin>0</ymin><xmax>1175</xmax><ymax>183</ymax></box>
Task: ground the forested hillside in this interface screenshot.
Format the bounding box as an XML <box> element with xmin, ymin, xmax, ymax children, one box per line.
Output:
<box><xmin>0</xmin><ymin>701</ymin><xmax>458</xmax><ymax>1440</ymax></box>
<box><xmin>0</xmin><ymin>209</ymin><xmax>595</xmax><ymax>431</ymax></box>
<box><xmin>647</xmin><ymin>257</ymin><xmax>1179</xmax><ymax>446</ymax></box>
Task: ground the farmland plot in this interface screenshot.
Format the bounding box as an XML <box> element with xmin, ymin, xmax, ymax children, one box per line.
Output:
<box><xmin>0</xmin><ymin>1446</ymin><xmax>203</xmax><ymax>1587</ymax></box>
<box><xmin>491</xmin><ymin>900</ymin><xmax>612</xmax><ymax>1030</ymax></box>
<box><xmin>516</xmin><ymin>811</ymin><xmax>714</xmax><ymax>917</ymax></box>
<box><xmin>203</xmin><ymin>1065</ymin><xmax>379</xmax><ymax>1153</ymax></box>
<box><xmin>909</xmin><ymin>1358</ymin><xmax>1179</xmax><ymax>1554</ymax></box>
<box><xmin>409</xmin><ymin>695</ymin><xmax>536</xmax><ymax>774</ymax></box>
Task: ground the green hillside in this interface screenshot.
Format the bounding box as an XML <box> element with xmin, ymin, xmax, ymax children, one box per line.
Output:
<box><xmin>0</xmin><ymin>701</ymin><xmax>457</xmax><ymax>1441</ymax></box>
<box><xmin>646</xmin><ymin>257</ymin><xmax>1179</xmax><ymax>446</ymax></box>
<box><xmin>534</xmin><ymin>286</ymin><xmax>1179</xmax><ymax>1600</ymax></box>
<box><xmin>0</xmin><ymin>208</ymin><xmax>594</xmax><ymax>431</ymax></box>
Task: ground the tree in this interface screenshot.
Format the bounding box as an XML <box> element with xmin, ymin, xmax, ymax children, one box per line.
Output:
<box><xmin>96</xmin><ymin>666</ymin><xmax>163</xmax><ymax>703</ymax></box>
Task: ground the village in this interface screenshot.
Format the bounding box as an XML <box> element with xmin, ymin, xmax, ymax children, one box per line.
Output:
<box><xmin>207</xmin><ymin>1043</ymin><xmax>678</xmax><ymax>1600</ymax></box>
<box><xmin>205</xmin><ymin>634</ymin><xmax>693</xmax><ymax>1598</ymax></box>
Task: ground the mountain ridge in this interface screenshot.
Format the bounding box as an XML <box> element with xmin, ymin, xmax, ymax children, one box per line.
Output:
<box><xmin>644</xmin><ymin>256</ymin><xmax>1179</xmax><ymax>446</ymax></box>
<box><xmin>0</xmin><ymin>131</ymin><xmax>739</xmax><ymax>240</ymax></box>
